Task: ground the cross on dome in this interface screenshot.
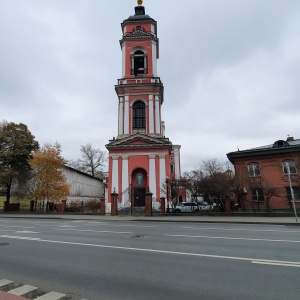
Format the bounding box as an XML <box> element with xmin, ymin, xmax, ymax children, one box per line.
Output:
<box><xmin>137</xmin><ymin>0</ymin><xmax>143</xmax><ymax>6</ymax></box>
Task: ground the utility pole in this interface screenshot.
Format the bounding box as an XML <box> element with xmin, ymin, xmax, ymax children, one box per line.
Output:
<box><xmin>285</xmin><ymin>162</ymin><xmax>298</xmax><ymax>223</ymax></box>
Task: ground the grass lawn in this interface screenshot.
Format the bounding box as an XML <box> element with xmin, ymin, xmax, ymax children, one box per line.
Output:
<box><xmin>0</xmin><ymin>196</ymin><xmax>31</xmax><ymax>209</ymax></box>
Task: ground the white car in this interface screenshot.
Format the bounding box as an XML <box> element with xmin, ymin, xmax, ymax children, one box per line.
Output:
<box><xmin>174</xmin><ymin>202</ymin><xmax>199</xmax><ymax>213</ymax></box>
<box><xmin>199</xmin><ymin>202</ymin><xmax>216</xmax><ymax>211</ymax></box>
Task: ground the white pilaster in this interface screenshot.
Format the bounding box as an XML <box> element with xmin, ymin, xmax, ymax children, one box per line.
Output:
<box><xmin>174</xmin><ymin>147</ymin><xmax>181</xmax><ymax>179</ymax></box>
<box><xmin>112</xmin><ymin>156</ymin><xmax>119</xmax><ymax>194</ymax></box>
<box><xmin>149</xmin><ymin>154</ymin><xmax>156</xmax><ymax>197</ymax></box>
<box><xmin>124</xmin><ymin>95</ymin><xmax>129</xmax><ymax>135</ymax></box>
<box><xmin>118</xmin><ymin>97</ymin><xmax>124</xmax><ymax>136</ymax></box>
<box><xmin>122</xmin><ymin>155</ymin><xmax>129</xmax><ymax>205</ymax></box>
<box><xmin>155</xmin><ymin>96</ymin><xmax>160</xmax><ymax>134</ymax></box>
<box><xmin>122</xmin><ymin>45</ymin><xmax>126</xmax><ymax>77</ymax></box>
<box><xmin>149</xmin><ymin>95</ymin><xmax>154</xmax><ymax>134</ymax></box>
<box><xmin>152</xmin><ymin>42</ymin><xmax>157</xmax><ymax>76</ymax></box>
<box><xmin>159</xmin><ymin>155</ymin><xmax>166</xmax><ymax>196</ymax></box>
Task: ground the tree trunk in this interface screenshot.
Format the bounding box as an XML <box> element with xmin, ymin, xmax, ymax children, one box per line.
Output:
<box><xmin>5</xmin><ymin>179</ymin><xmax>12</xmax><ymax>203</ymax></box>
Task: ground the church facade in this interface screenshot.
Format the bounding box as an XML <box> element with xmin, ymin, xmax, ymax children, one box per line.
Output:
<box><xmin>106</xmin><ymin>2</ymin><xmax>182</xmax><ymax>211</ymax></box>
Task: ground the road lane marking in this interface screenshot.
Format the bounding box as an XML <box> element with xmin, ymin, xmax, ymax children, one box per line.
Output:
<box><xmin>87</xmin><ymin>222</ymin><xmax>155</xmax><ymax>228</ymax></box>
<box><xmin>252</xmin><ymin>261</ymin><xmax>300</xmax><ymax>268</ymax></box>
<box><xmin>54</xmin><ymin>228</ymin><xmax>133</xmax><ymax>234</ymax></box>
<box><xmin>1</xmin><ymin>234</ymin><xmax>300</xmax><ymax>268</ymax></box>
<box><xmin>70</xmin><ymin>221</ymin><xmax>86</xmax><ymax>223</ymax></box>
<box><xmin>0</xmin><ymin>279</ymin><xmax>13</xmax><ymax>287</ymax></box>
<box><xmin>1</xmin><ymin>236</ymin><xmax>41</xmax><ymax>241</ymax></box>
<box><xmin>9</xmin><ymin>285</ymin><xmax>37</xmax><ymax>296</ymax></box>
<box><xmin>15</xmin><ymin>231</ymin><xmax>39</xmax><ymax>234</ymax></box>
<box><xmin>182</xmin><ymin>226</ymin><xmax>300</xmax><ymax>233</ymax></box>
<box><xmin>0</xmin><ymin>225</ymin><xmax>35</xmax><ymax>229</ymax></box>
<box><xmin>35</xmin><ymin>291</ymin><xmax>66</xmax><ymax>299</ymax></box>
<box><xmin>166</xmin><ymin>234</ymin><xmax>300</xmax><ymax>243</ymax></box>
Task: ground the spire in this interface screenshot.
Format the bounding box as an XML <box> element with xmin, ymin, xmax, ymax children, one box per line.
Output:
<box><xmin>135</xmin><ymin>0</ymin><xmax>145</xmax><ymax>15</ymax></box>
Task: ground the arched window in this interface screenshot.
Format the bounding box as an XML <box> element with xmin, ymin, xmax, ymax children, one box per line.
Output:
<box><xmin>132</xmin><ymin>101</ymin><xmax>146</xmax><ymax>129</ymax></box>
<box><xmin>131</xmin><ymin>50</ymin><xmax>148</xmax><ymax>76</ymax></box>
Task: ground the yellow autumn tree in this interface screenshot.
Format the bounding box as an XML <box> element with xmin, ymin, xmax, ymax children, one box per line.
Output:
<box><xmin>29</xmin><ymin>143</ymin><xmax>70</xmax><ymax>205</ymax></box>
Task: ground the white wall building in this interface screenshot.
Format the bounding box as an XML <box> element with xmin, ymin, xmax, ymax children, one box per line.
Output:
<box><xmin>63</xmin><ymin>166</ymin><xmax>104</xmax><ymax>202</ymax></box>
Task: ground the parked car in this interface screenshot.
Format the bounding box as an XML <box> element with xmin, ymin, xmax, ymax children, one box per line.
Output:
<box><xmin>198</xmin><ymin>202</ymin><xmax>216</xmax><ymax>211</ymax></box>
<box><xmin>174</xmin><ymin>202</ymin><xmax>199</xmax><ymax>213</ymax></box>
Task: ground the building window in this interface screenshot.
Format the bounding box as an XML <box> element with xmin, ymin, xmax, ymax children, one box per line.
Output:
<box><xmin>251</xmin><ymin>188</ymin><xmax>264</xmax><ymax>202</ymax></box>
<box><xmin>131</xmin><ymin>50</ymin><xmax>148</xmax><ymax>76</ymax></box>
<box><xmin>248</xmin><ymin>163</ymin><xmax>261</xmax><ymax>177</ymax></box>
<box><xmin>282</xmin><ymin>160</ymin><xmax>297</xmax><ymax>175</ymax></box>
<box><xmin>132</xmin><ymin>101</ymin><xmax>146</xmax><ymax>129</ymax></box>
<box><xmin>286</xmin><ymin>187</ymin><xmax>300</xmax><ymax>202</ymax></box>
<box><xmin>170</xmin><ymin>164</ymin><xmax>174</xmax><ymax>173</ymax></box>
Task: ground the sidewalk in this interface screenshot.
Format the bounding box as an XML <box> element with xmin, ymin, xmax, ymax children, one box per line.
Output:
<box><xmin>0</xmin><ymin>291</ymin><xmax>27</xmax><ymax>300</ymax></box>
<box><xmin>0</xmin><ymin>213</ymin><xmax>299</xmax><ymax>225</ymax></box>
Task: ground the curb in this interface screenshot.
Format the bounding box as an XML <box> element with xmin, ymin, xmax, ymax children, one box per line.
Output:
<box><xmin>0</xmin><ymin>213</ymin><xmax>299</xmax><ymax>226</ymax></box>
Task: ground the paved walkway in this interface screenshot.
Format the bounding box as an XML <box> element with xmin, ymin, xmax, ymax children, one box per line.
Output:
<box><xmin>0</xmin><ymin>291</ymin><xmax>27</xmax><ymax>300</ymax></box>
<box><xmin>0</xmin><ymin>279</ymin><xmax>87</xmax><ymax>300</ymax></box>
<box><xmin>0</xmin><ymin>213</ymin><xmax>299</xmax><ymax>225</ymax></box>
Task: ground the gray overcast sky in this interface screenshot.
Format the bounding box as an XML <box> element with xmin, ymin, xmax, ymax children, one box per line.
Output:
<box><xmin>1</xmin><ymin>0</ymin><xmax>300</xmax><ymax>171</ymax></box>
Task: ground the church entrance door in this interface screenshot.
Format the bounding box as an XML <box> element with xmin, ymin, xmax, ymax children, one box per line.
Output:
<box><xmin>133</xmin><ymin>187</ymin><xmax>146</xmax><ymax>207</ymax></box>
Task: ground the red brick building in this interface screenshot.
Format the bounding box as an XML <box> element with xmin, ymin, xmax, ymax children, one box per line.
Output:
<box><xmin>227</xmin><ymin>137</ymin><xmax>300</xmax><ymax>211</ymax></box>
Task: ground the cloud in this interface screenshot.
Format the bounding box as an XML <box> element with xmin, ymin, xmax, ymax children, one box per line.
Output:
<box><xmin>1</xmin><ymin>0</ymin><xmax>300</xmax><ymax>171</ymax></box>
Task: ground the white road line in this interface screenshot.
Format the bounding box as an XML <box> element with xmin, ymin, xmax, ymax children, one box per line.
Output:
<box><xmin>9</xmin><ymin>285</ymin><xmax>37</xmax><ymax>296</ymax></box>
<box><xmin>70</xmin><ymin>221</ymin><xmax>86</xmax><ymax>223</ymax></box>
<box><xmin>1</xmin><ymin>234</ymin><xmax>300</xmax><ymax>268</ymax></box>
<box><xmin>252</xmin><ymin>261</ymin><xmax>300</xmax><ymax>268</ymax></box>
<box><xmin>0</xmin><ymin>279</ymin><xmax>13</xmax><ymax>287</ymax></box>
<box><xmin>35</xmin><ymin>291</ymin><xmax>66</xmax><ymax>299</ymax></box>
<box><xmin>16</xmin><ymin>231</ymin><xmax>39</xmax><ymax>234</ymax></box>
<box><xmin>166</xmin><ymin>234</ymin><xmax>300</xmax><ymax>243</ymax></box>
<box><xmin>1</xmin><ymin>236</ymin><xmax>41</xmax><ymax>241</ymax></box>
<box><xmin>87</xmin><ymin>222</ymin><xmax>155</xmax><ymax>228</ymax></box>
<box><xmin>57</xmin><ymin>225</ymin><xmax>77</xmax><ymax>228</ymax></box>
<box><xmin>0</xmin><ymin>225</ymin><xmax>35</xmax><ymax>229</ymax></box>
<box><xmin>55</xmin><ymin>228</ymin><xmax>132</xmax><ymax>234</ymax></box>
<box><xmin>182</xmin><ymin>226</ymin><xmax>300</xmax><ymax>233</ymax></box>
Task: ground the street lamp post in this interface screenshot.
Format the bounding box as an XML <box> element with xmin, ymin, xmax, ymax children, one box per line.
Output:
<box><xmin>285</xmin><ymin>162</ymin><xmax>298</xmax><ymax>223</ymax></box>
<box><xmin>103</xmin><ymin>179</ymin><xmax>108</xmax><ymax>198</ymax></box>
<box><xmin>166</xmin><ymin>177</ymin><xmax>169</xmax><ymax>213</ymax></box>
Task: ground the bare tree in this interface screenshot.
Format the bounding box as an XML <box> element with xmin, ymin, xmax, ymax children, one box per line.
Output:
<box><xmin>69</xmin><ymin>144</ymin><xmax>107</xmax><ymax>178</ymax></box>
<box><xmin>182</xmin><ymin>159</ymin><xmax>233</xmax><ymax>212</ymax></box>
<box><xmin>248</xmin><ymin>177</ymin><xmax>279</xmax><ymax>212</ymax></box>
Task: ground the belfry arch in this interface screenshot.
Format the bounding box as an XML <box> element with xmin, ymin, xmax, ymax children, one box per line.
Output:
<box><xmin>131</xmin><ymin>48</ymin><xmax>148</xmax><ymax>76</ymax></box>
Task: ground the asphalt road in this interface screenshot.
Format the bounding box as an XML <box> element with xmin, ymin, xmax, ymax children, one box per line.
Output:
<box><xmin>0</xmin><ymin>218</ymin><xmax>299</xmax><ymax>300</ymax></box>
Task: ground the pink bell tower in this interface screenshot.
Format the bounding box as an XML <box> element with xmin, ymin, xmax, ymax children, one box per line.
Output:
<box><xmin>106</xmin><ymin>0</ymin><xmax>183</xmax><ymax>211</ymax></box>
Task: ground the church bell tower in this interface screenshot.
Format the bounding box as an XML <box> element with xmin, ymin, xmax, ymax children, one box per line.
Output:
<box><xmin>106</xmin><ymin>1</ymin><xmax>182</xmax><ymax>211</ymax></box>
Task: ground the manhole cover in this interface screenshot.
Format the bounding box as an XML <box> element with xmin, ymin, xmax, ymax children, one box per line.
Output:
<box><xmin>0</xmin><ymin>243</ymin><xmax>9</xmax><ymax>246</ymax></box>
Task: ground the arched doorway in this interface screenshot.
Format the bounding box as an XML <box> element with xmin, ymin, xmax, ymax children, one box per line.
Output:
<box><xmin>131</xmin><ymin>168</ymin><xmax>147</xmax><ymax>207</ymax></box>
